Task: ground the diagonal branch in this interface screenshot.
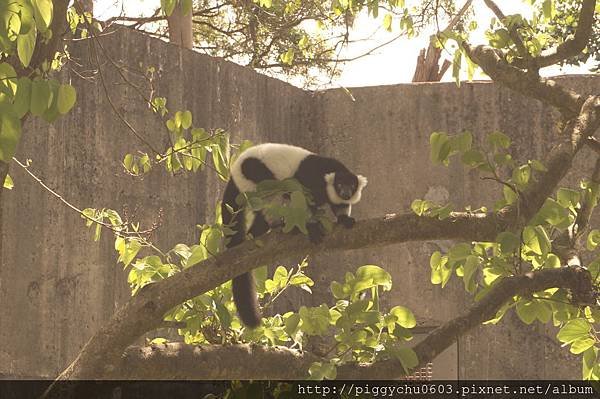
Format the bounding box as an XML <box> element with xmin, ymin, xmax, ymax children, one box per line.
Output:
<box><xmin>101</xmin><ymin>267</ymin><xmax>595</xmax><ymax>380</ymax></box>
<box><xmin>337</xmin><ymin>266</ymin><xmax>595</xmax><ymax>379</ymax></box>
<box><xmin>483</xmin><ymin>0</ymin><xmax>529</xmax><ymax>60</ymax></box>
<box><xmin>462</xmin><ymin>43</ymin><xmax>584</xmax><ymax>117</ymax></box>
<box><xmin>513</xmin><ymin>0</ymin><xmax>597</xmax><ymax>70</ymax></box>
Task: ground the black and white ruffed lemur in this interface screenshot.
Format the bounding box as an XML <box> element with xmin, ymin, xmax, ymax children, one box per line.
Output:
<box><xmin>221</xmin><ymin>143</ymin><xmax>368</xmax><ymax>328</ymax></box>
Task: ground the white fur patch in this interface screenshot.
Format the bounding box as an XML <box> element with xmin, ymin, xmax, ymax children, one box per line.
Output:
<box><xmin>231</xmin><ymin>143</ymin><xmax>313</xmax><ymax>193</ymax></box>
<box><xmin>325</xmin><ymin>173</ymin><xmax>368</xmax><ymax>205</ymax></box>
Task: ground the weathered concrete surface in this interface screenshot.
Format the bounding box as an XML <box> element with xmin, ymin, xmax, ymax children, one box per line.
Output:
<box><xmin>1</xmin><ymin>26</ymin><xmax>598</xmax><ymax>379</ymax></box>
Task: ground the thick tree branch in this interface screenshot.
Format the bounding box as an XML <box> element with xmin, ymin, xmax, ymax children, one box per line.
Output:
<box><xmin>462</xmin><ymin>44</ymin><xmax>584</xmax><ymax>117</ymax></box>
<box><xmin>103</xmin><ymin>267</ymin><xmax>594</xmax><ymax>380</ymax></box>
<box><xmin>48</xmin><ymin>211</ymin><xmax>499</xmax><ymax>383</ymax></box>
<box><xmin>117</xmin><ymin>343</ymin><xmax>322</xmax><ymax>379</ymax></box>
<box><xmin>516</xmin><ymin>96</ymin><xmax>600</xmax><ymax>221</ymax></box>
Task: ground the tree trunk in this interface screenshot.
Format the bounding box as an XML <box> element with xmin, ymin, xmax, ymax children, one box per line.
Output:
<box><xmin>412</xmin><ymin>0</ymin><xmax>472</xmax><ymax>82</ymax></box>
<box><xmin>80</xmin><ymin>0</ymin><xmax>93</xmax><ymax>15</ymax></box>
<box><xmin>167</xmin><ymin>5</ymin><xmax>193</xmax><ymax>49</ymax></box>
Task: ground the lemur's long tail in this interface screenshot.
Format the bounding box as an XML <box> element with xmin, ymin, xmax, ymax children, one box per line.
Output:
<box><xmin>222</xmin><ymin>180</ymin><xmax>261</xmax><ymax>328</ymax></box>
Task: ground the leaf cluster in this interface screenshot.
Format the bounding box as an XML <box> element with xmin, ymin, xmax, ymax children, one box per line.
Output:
<box><xmin>424</xmin><ymin>129</ymin><xmax>600</xmax><ymax>380</ymax></box>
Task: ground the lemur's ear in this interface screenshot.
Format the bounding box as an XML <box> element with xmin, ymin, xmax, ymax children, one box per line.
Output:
<box><xmin>357</xmin><ymin>175</ymin><xmax>368</xmax><ymax>189</ymax></box>
<box><xmin>324</xmin><ymin>172</ymin><xmax>336</xmax><ymax>184</ymax></box>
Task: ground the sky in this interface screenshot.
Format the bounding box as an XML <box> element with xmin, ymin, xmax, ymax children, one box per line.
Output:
<box><xmin>94</xmin><ymin>0</ymin><xmax>594</xmax><ymax>88</ymax></box>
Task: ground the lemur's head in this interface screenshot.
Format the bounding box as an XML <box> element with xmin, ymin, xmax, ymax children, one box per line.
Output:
<box><xmin>324</xmin><ymin>170</ymin><xmax>368</xmax><ymax>204</ymax></box>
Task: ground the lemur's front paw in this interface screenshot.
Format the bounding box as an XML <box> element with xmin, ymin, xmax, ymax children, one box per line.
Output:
<box><xmin>307</xmin><ymin>222</ymin><xmax>325</xmax><ymax>244</ymax></box>
<box><xmin>338</xmin><ymin>215</ymin><xmax>355</xmax><ymax>228</ymax></box>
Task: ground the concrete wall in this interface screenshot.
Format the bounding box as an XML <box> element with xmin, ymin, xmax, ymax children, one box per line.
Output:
<box><xmin>0</xmin><ymin>28</ymin><xmax>313</xmax><ymax>378</ymax></box>
<box><xmin>1</xmin><ymin>27</ymin><xmax>598</xmax><ymax>378</ymax></box>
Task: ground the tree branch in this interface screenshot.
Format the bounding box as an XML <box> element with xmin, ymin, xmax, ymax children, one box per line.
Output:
<box><xmin>513</xmin><ymin>0</ymin><xmax>597</xmax><ymax>69</ymax></box>
<box><xmin>483</xmin><ymin>0</ymin><xmax>529</xmax><ymax>60</ymax></box>
<box><xmin>462</xmin><ymin>43</ymin><xmax>584</xmax><ymax>117</ymax></box>
<box><xmin>97</xmin><ymin>267</ymin><xmax>594</xmax><ymax>380</ymax></box>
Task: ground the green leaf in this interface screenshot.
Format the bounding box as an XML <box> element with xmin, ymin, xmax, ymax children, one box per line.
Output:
<box><xmin>587</xmin><ymin>230</ymin><xmax>600</xmax><ymax>251</ymax></box>
<box><xmin>30</xmin><ymin>79</ymin><xmax>50</xmax><ymax>116</ymax></box>
<box><xmin>180</xmin><ymin>0</ymin><xmax>193</xmax><ymax>15</ymax></box>
<box><xmin>17</xmin><ymin>25</ymin><xmax>36</xmax><ymax>67</ymax></box>
<box><xmin>448</xmin><ymin>243</ymin><xmax>471</xmax><ymax>264</ymax></box>
<box><xmin>3</xmin><ymin>173</ymin><xmax>13</xmax><ymax>189</ymax></box>
<box><xmin>450</xmin><ymin>131</ymin><xmax>472</xmax><ymax>153</ymax></box>
<box><xmin>503</xmin><ymin>185</ymin><xmax>518</xmax><ymax>204</ymax></box>
<box><xmin>556</xmin><ymin>188</ymin><xmax>579</xmax><ymax>208</ymax></box>
<box><xmin>515</xmin><ymin>299</ymin><xmax>551</xmax><ymax>324</ymax></box>
<box><xmin>534</xmin><ymin>198</ymin><xmax>570</xmax><ymax>228</ymax></box>
<box><xmin>284</xmin><ymin>313</ymin><xmax>301</xmax><ymax>337</ymax></box>
<box><xmin>267</xmin><ymin>190</ymin><xmax>311</xmax><ymax>234</ymax></box>
<box><xmin>557</xmin><ymin>319</ymin><xmax>591</xmax><ymax>344</ymax></box>
<box><xmin>389</xmin><ymin>345</ymin><xmax>419</xmax><ymax>374</ymax></box>
<box><xmin>542</xmin><ymin>0</ymin><xmax>554</xmax><ymax>19</ymax></box>
<box><xmin>160</xmin><ymin>0</ymin><xmax>177</xmax><ymax>16</ymax></box>
<box><xmin>308</xmin><ymin>361</ymin><xmax>337</xmax><ymax>380</ymax></box>
<box><xmin>523</xmin><ymin>226</ymin><xmax>551</xmax><ymax>256</ymax></box>
<box><xmin>452</xmin><ymin>49</ymin><xmax>462</xmax><ymax>86</ymax></box>
<box><xmin>497</xmin><ymin>231</ymin><xmax>520</xmax><ymax>254</ymax></box>
<box><xmin>355</xmin><ymin>265</ymin><xmax>392</xmax><ymax>291</ymax></box>
<box><xmin>530</xmin><ymin>159</ymin><xmax>547</xmax><ymax>172</ymax></box>
<box><xmin>512</xmin><ymin>164</ymin><xmax>531</xmax><ymax>187</ymax></box>
<box><xmin>570</xmin><ymin>337</ymin><xmax>595</xmax><ymax>355</ymax></box>
<box><xmin>430</xmin><ymin>251</ymin><xmax>451</xmax><ymax>286</ymax></box>
<box><xmin>280</xmin><ymin>48</ymin><xmax>295</xmax><ymax>65</ymax></box>
<box><xmin>462</xmin><ymin>255</ymin><xmax>479</xmax><ymax>292</ymax></box>
<box><xmin>299</xmin><ymin>304</ymin><xmax>331</xmax><ymax>336</ymax></box>
<box><xmin>515</xmin><ymin>299</ymin><xmax>538</xmax><ymax>324</ymax></box>
<box><xmin>41</xmin><ymin>79</ymin><xmax>60</xmax><ymax>123</ymax></box>
<box><xmin>487</xmin><ymin>131</ymin><xmax>511</xmax><ymax>149</ymax></box>
<box><xmin>13</xmin><ymin>77</ymin><xmax>31</xmax><ymax>118</ymax></box>
<box><xmin>582</xmin><ymin>347</ymin><xmax>598</xmax><ymax>379</ymax></box>
<box><xmin>118</xmin><ymin>239</ymin><xmax>142</xmax><ymax>268</ymax></box>
<box><xmin>1</xmin><ymin>3</ymin><xmax>22</xmax><ymax>41</ymax></box>
<box><xmin>32</xmin><ymin>0</ymin><xmax>53</xmax><ymax>32</ymax></box>
<box><xmin>0</xmin><ymin>63</ymin><xmax>17</xmax><ymax>97</ymax></box>
<box><xmin>430</xmin><ymin>132</ymin><xmax>450</xmax><ymax>165</ymax></box>
<box><xmin>18</xmin><ymin>2</ymin><xmax>35</xmax><ymax>35</ymax></box>
<box><xmin>461</xmin><ymin>149</ymin><xmax>486</xmax><ymax>168</ymax></box>
<box><xmin>57</xmin><ymin>84</ymin><xmax>76</xmax><ymax>114</ymax></box>
<box><xmin>383</xmin><ymin>13</ymin><xmax>393</xmax><ymax>32</ymax></box>
<box><xmin>181</xmin><ymin>110</ymin><xmax>192</xmax><ymax>129</ymax></box>
<box><xmin>390</xmin><ymin>306</ymin><xmax>416</xmax><ymax>328</ymax></box>
<box><xmin>0</xmin><ymin>111</ymin><xmax>22</xmax><ymax>161</ymax></box>
<box><xmin>411</xmin><ymin>199</ymin><xmax>432</xmax><ymax>216</ymax></box>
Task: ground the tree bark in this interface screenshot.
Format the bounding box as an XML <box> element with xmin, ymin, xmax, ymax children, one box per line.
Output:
<box><xmin>412</xmin><ymin>0</ymin><xmax>472</xmax><ymax>82</ymax></box>
<box><xmin>167</xmin><ymin>4</ymin><xmax>193</xmax><ymax>49</ymax></box>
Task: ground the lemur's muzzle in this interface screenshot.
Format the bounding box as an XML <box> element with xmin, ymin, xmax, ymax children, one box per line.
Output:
<box><xmin>339</xmin><ymin>187</ymin><xmax>353</xmax><ymax>200</ymax></box>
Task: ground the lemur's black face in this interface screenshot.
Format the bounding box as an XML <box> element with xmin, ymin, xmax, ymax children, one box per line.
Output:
<box><xmin>334</xmin><ymin>172</ymin><xmax>359</xmax><ymax>200</ymax></box>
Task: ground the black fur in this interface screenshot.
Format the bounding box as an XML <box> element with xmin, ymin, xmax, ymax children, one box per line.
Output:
<box><xmin>241</xmin><ymin>157</ymin><xmax>275</xmax><ymax>182</ymax></box>
<box><xmin>222</xmin><ymin>151</ymin><xmax>362</xmax><ymax>328</ymax></box>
